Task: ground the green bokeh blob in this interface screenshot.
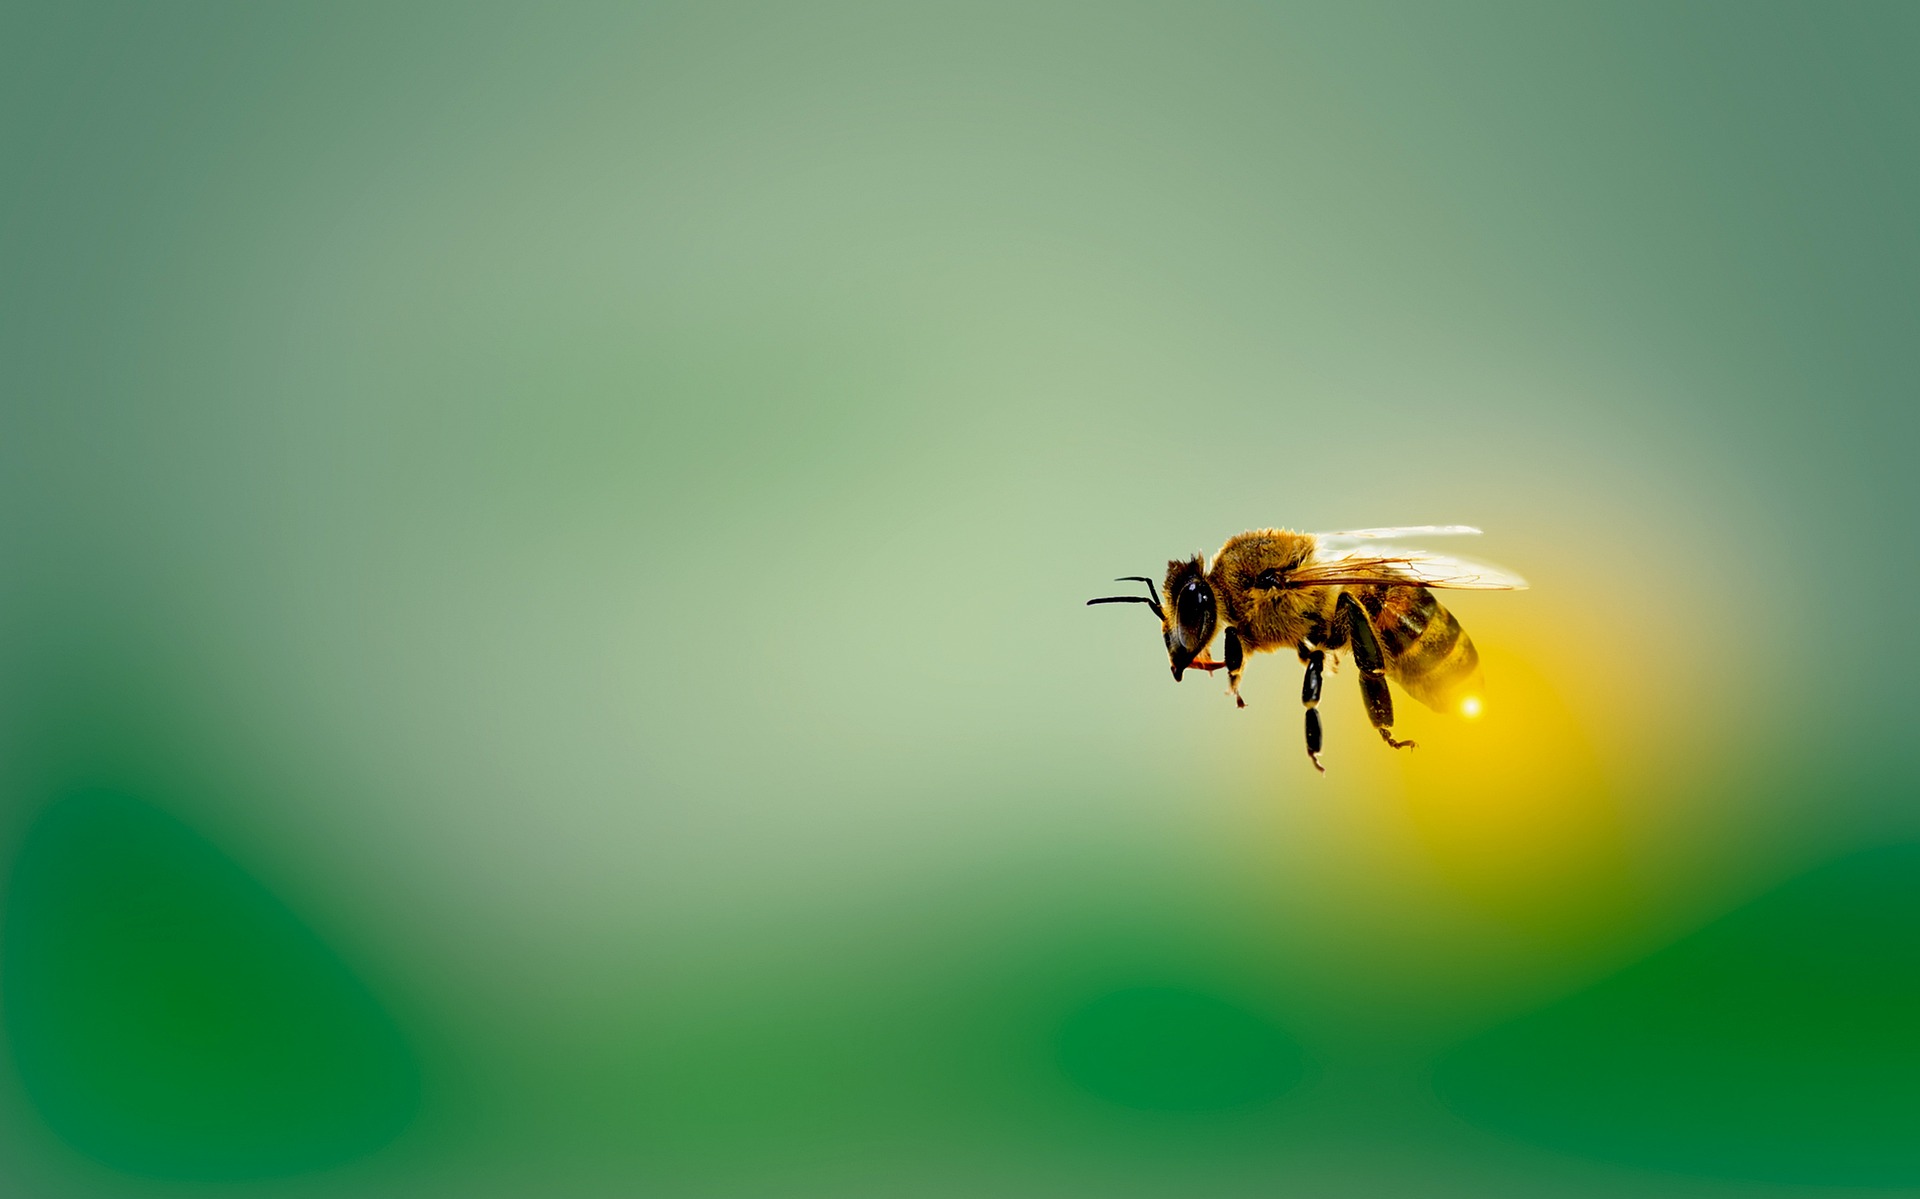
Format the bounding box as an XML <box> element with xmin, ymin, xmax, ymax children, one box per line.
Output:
<box><xmin>1056</xmin><ymin>986</ymin><xmax>1306</xmax><ymax>1112</ymax></box>
<box><xmin>3</xmin><ymin>789</ymin><xmax>419</xmax><ymax>1179</ymax></box>
<box><xmin>1436</xmin><ymin>845</ymin><xmax>1920</xmax><ymax>1186</ymax></box>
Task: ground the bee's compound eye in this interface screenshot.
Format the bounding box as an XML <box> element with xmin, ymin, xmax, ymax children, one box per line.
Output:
<box><xmin>1167</xmin><ymin>580</ymin><xmax>1213</xmax><ymax>649</ymax></box>
<box><xmin>1176</xmin><ymin>577</ymin><xmax>1212</xmax><ymax>633</ymax></box>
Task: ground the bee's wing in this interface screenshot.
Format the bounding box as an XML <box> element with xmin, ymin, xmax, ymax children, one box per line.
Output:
<box><xmin>1312</xmin><ymin>525</ymin><xmax>1483</xmax><ymax>545</ymax></box>
<box><xmin>1287</xmin><ymin>546</ymin><xmax>1528</xmax><ymax>591</ymax></box>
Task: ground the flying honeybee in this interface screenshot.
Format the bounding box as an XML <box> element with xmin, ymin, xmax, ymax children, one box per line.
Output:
<box><xmin>1089</xmin><ymin>526</ymin><xmax>1526</xmax><ymax>772</ymax></box>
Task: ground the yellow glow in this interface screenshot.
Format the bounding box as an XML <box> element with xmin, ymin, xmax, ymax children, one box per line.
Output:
<box><xmin>1390</xmin><ymin>642</ymin><xmax>1627</xmax><ymax>935</ymax></box>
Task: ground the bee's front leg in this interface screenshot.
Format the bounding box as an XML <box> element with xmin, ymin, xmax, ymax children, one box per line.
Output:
<box><xmin>1224</xmin><ymin>627</ymin><xmax>1245</xmax><ymax>708</ymax></box>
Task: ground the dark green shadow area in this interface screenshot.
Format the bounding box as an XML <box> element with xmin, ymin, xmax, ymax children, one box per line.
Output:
<box><xmin>2</xmin><ymin>789</ymin><xmax>419</xmax><ymax>1179</ymax></box>
<box><xmin>1435</xmin><ymin>844</ymin><xmax>1920</xmax><ymax>1186</ymax></box>
<box><xmin>1056</xmin><ymin>986</ymin><xmax>1306</xmax><ymax>1112</ymax></box>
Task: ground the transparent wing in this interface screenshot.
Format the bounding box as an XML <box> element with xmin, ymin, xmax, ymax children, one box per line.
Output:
<box><xmin>1287</xmin><ymin>545</ymin><xmax>1528</xmax><ymax>591</ymax></box>
<box><xmin>1312</xmin><ymin>525</ymin><xmax>1482</xmax><ymax>545</ymax></box>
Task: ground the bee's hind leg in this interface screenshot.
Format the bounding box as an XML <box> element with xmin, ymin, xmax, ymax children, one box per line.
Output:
<box><xmin>1298</xmin><ymin>643</ymin><xmax>1326</xmax><ymax>772</ymax></box>
<box><xmin>1337</xmin><ymin>592</ymin><xmax>1417</xmax><ymax>752</ymax></box>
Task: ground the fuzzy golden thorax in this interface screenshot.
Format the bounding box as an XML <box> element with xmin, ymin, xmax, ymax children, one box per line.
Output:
<box><xmin>1206</xmin><ymin>528</ymin><xmax>1331</xmax><ymax>654</ymax></box>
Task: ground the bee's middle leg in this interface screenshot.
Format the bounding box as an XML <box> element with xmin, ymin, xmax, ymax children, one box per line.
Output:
<box><xmin>1298</xmin><ymin>644</ymin><xmax>1326</xmax><ymax>773</ymax></box>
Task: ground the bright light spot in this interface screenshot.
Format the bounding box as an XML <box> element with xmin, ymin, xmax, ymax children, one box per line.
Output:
<box><xmin>1461</xmin><ymin>696</ymin><xmax>1483</xmax><ymax>718</ymax></box>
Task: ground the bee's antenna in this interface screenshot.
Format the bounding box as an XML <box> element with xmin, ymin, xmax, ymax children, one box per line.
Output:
<box><xmin>1117</xmin><ymin>576</ymin><xmax>1165</xmax><ymax>616</ymax></box>
<box><xmin>1088</xmin><ymin>575</ymin><xmax>1165</xmax><ymax>620</ymax></box>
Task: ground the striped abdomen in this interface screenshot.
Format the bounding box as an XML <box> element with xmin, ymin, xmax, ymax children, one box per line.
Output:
<box><xmin>1353</xmin><ymin>585</ymin><xmax>1480</xmax><ymax>711</ymax></box>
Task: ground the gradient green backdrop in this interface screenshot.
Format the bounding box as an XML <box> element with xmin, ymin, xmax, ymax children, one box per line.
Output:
<box><xmin>3</xmin><ymin>3</ymin><xmax>1916</xmax><ymax>1196</ymax></box>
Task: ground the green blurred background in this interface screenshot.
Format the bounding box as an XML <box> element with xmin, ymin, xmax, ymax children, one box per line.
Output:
<box><xmin>2</xmin><ymin>2</ymin><xmax>1916</xmax><ymax>1195</ymax></box>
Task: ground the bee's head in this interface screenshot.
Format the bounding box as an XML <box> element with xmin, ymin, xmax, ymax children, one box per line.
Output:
<box><xmin>1160</xmin><ymin>556</ymin><xmax>1217</xmax><ymax>681</ymax></box>
<box><xmin>1087</xmin><ymin>558</ymin><xmax>1217</xmax><ymax>681</ymax></box>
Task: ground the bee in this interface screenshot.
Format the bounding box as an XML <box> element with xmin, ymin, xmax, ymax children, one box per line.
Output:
<box><xmin>1088</xmin><ymin>526</ymin><xmax>1526</xmax><ymax>772</ymax></box>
